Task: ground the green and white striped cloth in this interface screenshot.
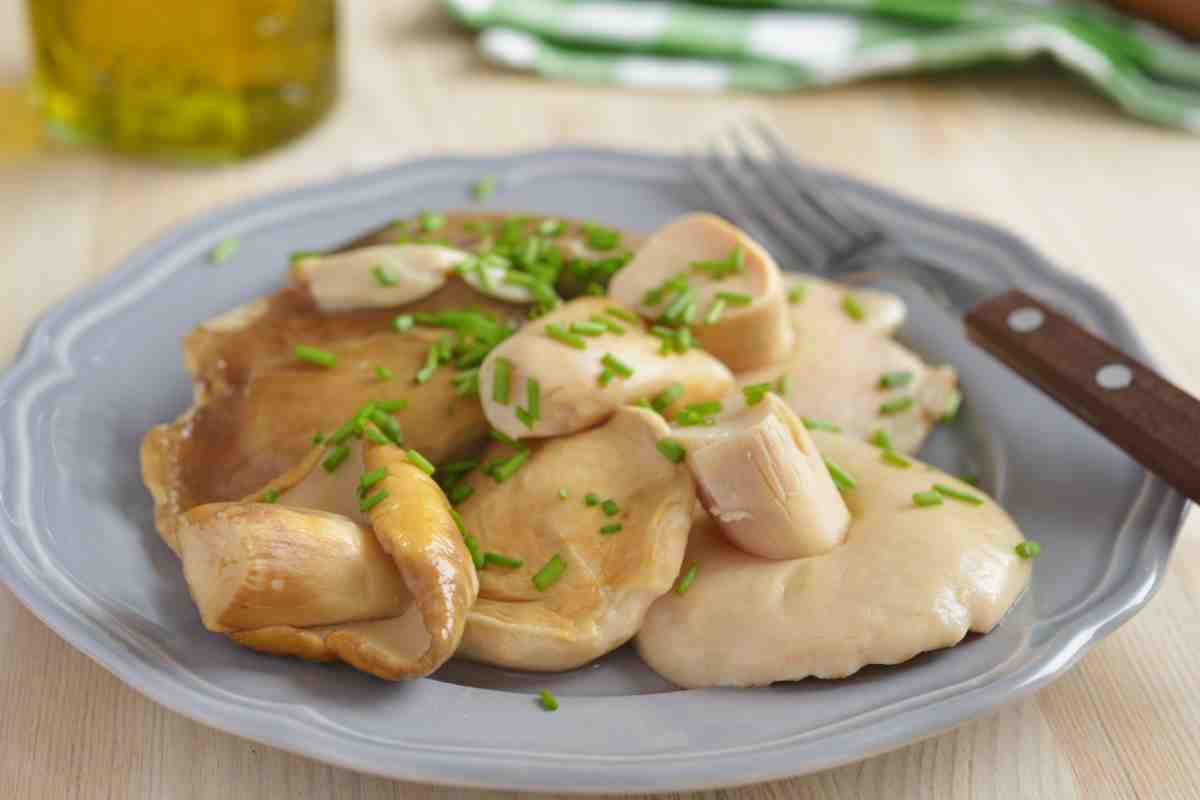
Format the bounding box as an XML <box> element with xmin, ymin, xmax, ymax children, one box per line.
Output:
<box><xmin>439</xmin><ymin>0</ymin><xmax>1200</xmax><ymax>131</ymax></box>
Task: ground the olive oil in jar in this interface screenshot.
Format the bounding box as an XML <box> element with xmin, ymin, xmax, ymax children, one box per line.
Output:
<box><xmin>27</xmin><ymin>0</ymin><xmax>338</xmax><ymax>161</ymax></box>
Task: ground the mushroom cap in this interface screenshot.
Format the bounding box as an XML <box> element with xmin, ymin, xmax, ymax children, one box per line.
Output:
<box><xmin>455</xmin><ymin>407</ymin><xmax>695</xmax><ymax>671</ymax></box>
<box><xmin>607</xmin><ymin>213</ymin><xmax>794</xmax><ymax>371</ymax></box>
<box><xmin>478</xmin><ymin>297</ymin><xmax>734</xmax><ymax>440</ymax></box>
<box><xmin>636</xmin><ymin>430</ymin><xmax>1032</xmax><ymax>688</ymax></box>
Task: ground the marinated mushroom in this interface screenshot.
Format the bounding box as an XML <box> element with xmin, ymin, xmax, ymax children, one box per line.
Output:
<box><xmin>607</xmin><ymin>213</ymin><xmax>793</xmax><ymax>371</ymax></box>
<box><xmin>292</xmin><ymin>244</ymin><xmax>467</xmax><ymax>312</ymax></box>
<box><xmin>478</xmin><ymin>297</ymin><xmax>734</xmax><ymax>440</ymax></box>
<box><xmin>636</xmin><ymin>430</ymin><xmax>1032</xmax><ymax>688</ymax></box>
<box><xmin>674</xmin><ymin>394</ymin><xmax>850</xmax><ymax>560</ymax></box>
<box><xmin>453</xmin><ymin>407</ymin><xmax>695</xmax><ymax>671</ymax></box>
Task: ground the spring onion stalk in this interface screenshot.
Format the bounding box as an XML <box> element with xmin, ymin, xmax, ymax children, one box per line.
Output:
<box><xmin>590</xmin><ymin>314</ymin><xmax>626</xmax><ymax>335</ymax></box>
<box><xmin>544</xmin><ymin>323</ymin><xmax>587</xmax><ymax>350</ymax></box>
<box><xmin>392</xmin><ymin>314</ymin><xmax>415</xmax><ymax>334</ymax></box>
<box><xmin>322</xmin><ymin>444</ymin><xmax>350</xmax><ymax>473</ymax></box>
<box><xmin>585</xmin><ymin>492</ymin><xmax>600</xmax><ymax>507</ymax></box>
<box><xmin>651</xmin><ymin>383</ymin><xmax>684</xmax><ymax>413</ymax></box>
<box><xmin>532</xmin><ymin>554</ymin><xmax>567</xmax><ymax>591</ymax></box>
<box><xmin>879</xmin><ymin>370</ymin><xmax>914</xmax><ymax>389</ymax></box>
<box><xmin>558</xmin><ymin>488</ymin><xmax>568</xmax><ymax>500</ymax></box>
<box><xmin>492</xmin><ymin>357</ymin><xmax>512</xmax><ymax>404</ymax></box>
<box><xmin>569</xmin><ymin>320</ymin><xmax>607</xmax><ymax>337</ymax></box>
<box><xmin>295</xmin><ymin>345</ymin><xmax>338</xmax><ymax>368</ymax></box>
<box><xmin>606</xmin><ymin>306</ymin><xmax>639</xmax><ymax>323</ymax></box>
<box><xmin>716</xmin><ymin>291</ymin><xmax>752</xmax><ymax>306</ymax></box>
<box><xmin>675</xmin><ymin>565</ymin><xmax>698</xmax><ymax>595</ymax></box>
<box><xmin>1015</xmin><ymin>541</ymin><xmax>1042</xmax><ymax>559</ymax></box>
<box><xmin>824</xmin><ymin>458</ymin><xmax>856</xmax><ymax>491</ymax></box>
<box><xmin>841</xmin><ymin>294</ymin><xmax>865</xmax><ymax>321</ymax></box>
<box><xmin>689</xmin><ymin>246</ymin><xmax>743</xmax><ymax>280</ymax></box>
<box><xmin>600</xmin><ymin>499</ymin><xmax>620</xmax><ymax>517</ymax></box>
<box><xmin>538</xmin><ymin>689</ymin><xmax>559</xmax><ymax>711</ymax></box>
<box><xmin>375</xmin><ymin>365</ymin><xmax>393</xmax><ymax>381</ymax></box>
<box><xmin>360</xmin><ymin>468</ymin><xmax>388</xmax><ymax>492</ymax></box>
<box><xmin>742</xmin><ymin>382</ymin><xmax>772</xmax><ymax>406</ymax></box>
<box><xmin>703</xmin><ymin>298</ymin><xmax>726</xmax><ymax>325</ymax></box>
<box><xmin>600</xmin><ymin>353</ymin><xmax>634</xmax><ymax>379</ymax></box>
<box><xmin>941</xmin><ymin>390</ymin><xmax>963</xmax><ymax>423</ymax></box>
<box><xmin>869</xmin><ymin>429</ymin><xmax>893</xmax><ymax>449</ymax></box>
<box><xmin>934</xmin><ymin>483</ymin><xmax>984</xmax><ymax>505</ymax></box>
<box><xmin>260</xmin><ymin>488</ymin><xmax>280</xmax><ymax>503</ymax></box>
<box><xmin>656</xmin><ymin>438</ymin><xmax>687</xmax><ymax>464</ymax></box>
<box><xmin>879</xmin><ymin>396</ymin><xmax>914</xmax><ymax>415</ymax></box>
<box><xmin>913</xmin><ymin>490</ymin><xmax>944</xmax><ymax>508</ymax></box>
<box><xmin>487</xmin><ymin>449</ymin><xmax>529</xmax><ymax>482</ymax></box>
<box><xmin>483</xmin><ymin>552</ymin><xmax>523</xmax><ymax>569</ymax></box>
<box><xmin>600</xmin><ymin>523</ymin><xmax>623</xmax><ymax>535</ymax></box>
<box><xmin>406</xmin><ymin>449</ymin><xmax>436</xmax><ymax>475</ymax></box>
<box><xmin>359</xmin><ymin>489</ymin><xmax>390</xmax><ymax>513</ymax></box>
<box><xmin>787</xmin><ymin>283</ymin><xmax>807</xmax><ymax>304</ymax></box>
<box><xmin>420</xmin><ymin>211</ymin><xmax>447</xmax><ymax>232</ymax></box>
<box><xmin>802</xmin><ymin>418</ymin><xmax>841</xmax><ymax>432</ymax></box>
<box><xmin>881</xmin><ymin>450</ymin><xmax>912</xmax><ymax>468</ymax></box>
<box><xmin>447</xmin><ymin>482</ymin><xmax>474</xmax><ymax>505</ymax></box>
<box><xmin>372</xmin><ymin>264</ymin><xmax>397</xmax><ymax>287</ymax></box>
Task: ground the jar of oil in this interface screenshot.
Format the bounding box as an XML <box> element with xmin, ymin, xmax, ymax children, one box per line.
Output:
<box><xmin>27</xmin><ymin>1</ymin><xmax>338</xmax><ymax>161</ymax></box>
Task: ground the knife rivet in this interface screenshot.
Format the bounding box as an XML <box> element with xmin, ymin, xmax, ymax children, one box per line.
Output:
<box><xmin>1007</xmin><ymin>307</ymin><xmax>1044</xmax><ymax>333</ymax></box>
<box><xmin>1096</xmin><ymin>364</ymin><xmax>1133</xmax><ymax>391</ymax></box>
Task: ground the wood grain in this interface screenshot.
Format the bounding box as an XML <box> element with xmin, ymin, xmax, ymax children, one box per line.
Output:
<box><xmin>2</xmin><ymin>2</ymin><xmax>1200</xmax><ymax>799</ymax></box>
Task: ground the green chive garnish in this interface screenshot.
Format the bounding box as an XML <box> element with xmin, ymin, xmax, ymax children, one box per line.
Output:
<box><xmin>1015</xmin><ymin>541</ymin><xmax>1042</xmax><ymax>559</ymax></box>
<box><xmin>775</xmin><ymin>373</ymin><xmax>791</xmax><ymax>397</ymax></box>
<box><xmin>600</xmin><ymin>523</ymin><xmax>623</xmax><ymax>535</ymax></box>
<box><xmin>558</xmin><ymin>488</ymin><xmax>568</xmax><ymax>500</ymax></box>
<box><xmin>869</xmin><ymin>429</ymin><xmax>893</xmax><ymax>449</ymax></box>
<box><xmin>787</xmin><ymin>283</ymin><xmax>807</xmax><ymax>304</ymax></box>
<box><xmin>364</xmin><ymin>427</ymin><xmax>390</xmax><ymax>445</ymax></box>
<box><xmin>824</xmin><ymin>458</ymin><xmax>856</xmax><ymax>491</ymax></box>
<box><xmin>312</xmin><ymin>433</ymin><xmax>325</xmax><ymax>445</ymax></box>
<box><xmin>716</xmin><ymin>291</ymin><xmax>752</xmax><ymax>306</ymax></box>
<box><xmin>941</xmin><ymin>390</ymin><xmax>963</xmax><ymax>423</ymax></box>
<box><xmin>913</xmin><ymin>490</ymin><xmax>944</xmax><ymax>508</ymax></box>
<box><xmin>447</xmin><ymin>482</ymin><xmax>474</xmax><ymax>505</ymax></box>
<box><xmin>450</xmin><ymin>509</ymin><xmax>485</xmax><ymax>569</ymax></box>
<box><xmin>493</xmin><ymin>357</ymin><xmax>512</xmax><ymax>405</ymax></box>
<box><xmin>662</xmin><ymin>288</ymin><xmax>695</xmax><ymax>324</ymax></box>
<box><xmin>372</xmin><ymin>264</ymin><xmax>397</xmax><ymax>287</ymax></box>
<box><xmin>538</xmin><ymin>219</ymin><xmax>565</xmax><ymax>237</ymax></box>
<box><xmin>606</xmin><ymin>306</ymin><xmax>639</xmax><ymax>323</ymax></box>
<box><xmin>208</xmin><ymin>237</ymin><xmax>239</xmax><ymax>264</ymax></box>
<box><xmin>657</xmin><ymin>438</ymin><xmax>686</xmax><ymax>464</ymax></box>
<box><xmin>487</xmin><ymin>449</ymin><xmax>529</xmax><ymax>482</ymax></box>
<box><xmin>289</xmin><ymin>250</ymin><xmax>318</xmax><ymax>264</ymax></box>
<box><xmin>590</xmin><ymin>314</ymin><xmax>626</xmax><ymax>335</ymax></box>
<box><xmin>583</xmin><ymin>224</ymin><xmax>619</xmax><ymax>251</ymax></box>
<box><xmin>392</xmin><ymin>314</ymin><xmax>415</xmax><ymax>333</ymax></box>
<box><xmin>569</xmin><ymin>320</ymin><xmax>607</xmax><ymax>337</ymax></box>
<box><xmin>524</xmin><ymin>378</ymin><xmax>540</xmax><ymax>422</ymax></box>
<box><xmin>597</xmin><ymin>368</ymin><xmax>614</xmax><ymax>387</ymax></box>
<box><xmin>703</xmin><ymin>298</ymin><xmax>726</xmax><ymax>325</ymax></box>
<box><xmin>375</xmin><ymin>365</ymin><xmax>394</xmax><ymax>381</ymax></box>
<box><xmin>406</xmin><ymin>449</ymin><xmax>436</xmax><ymax>475</ymax></box>
<box><xmin>483</xmin><ymin>552</ymin><xmax>523</xmax><ymax>569</ymax></box>
<box><xmin>260</xmin><ymin>488</ymin><xmax>280</xmax><ymax>503</ymax></box>
<box><xmin>532</xmin><ymin>554</ymin><xmax>567</xmax><ymax>591</ymax></box>
<box><xmin>879</xmin><ymin>371</ymin><xmax>914</xmax><ymax>389</ymax></box>
<box><xmin>961</xmin><ymin>474</ymin><xmax>980</xmax><ymax>487</ymax></box>
<box><xmin>802</xmin><ymin>418</ymin><xmax>842</xmax><ymax>433</ymax></box>
<box><xmin>841</xmin><ymin>294</ymin><xmax>865</xmax><ymax>321</ymax></box>
<box><xmin>600</xmin><ymin>353</ymin><xmax>633</xmax><ymax>379</ymax></box>
<box><xmin>689</xmin><ymin>246</ymin><xmax>743</xmax><ymax>280</ymax></box>
<box><xmin>600</xmin><ymin>499</ymin><xmax>620</xmax><ymax>517</ymax></box>
<box><xmin>651</xmin><ymin>383</ymin><xmax>684</xmax><ymax>413</ymax></box>
<box><xmin>881</xmin><ymin>450</ymin><xmax>912</xmax><ymax>468</ymax></box>
<box><xmin>360</xmin><ymin>489</ymin><xmax>389</xmax><ymax>512</ymax></box>
<box><xmin>934</xmin><ymin>484</ymin><xmax>984</xmax><ymax>505</ymax></box>
<box><xmin>673</xmin><ymin>326</ymin><xmax>694</xmax><ymax>353</ymax></box>
<box><xmin>369</xmin><ymin>410</ymin><xmax>404</xmax><ymax>445</ymax></box>
<box><xmin>377</xmin><ymin>399</ymin><xmax>408</xmax><ymax>413</ymax></box>
<box><xmin>322</xmin><ymin>444</ymin><xmax>350</xmax><ymax>473</ymax></box>
<box><xmin>360</xmin><ymin>468</ymin><xmax>388</xmax><ymax>493</ymax></box>
<box><xmin>420</xmin><ymin>211</ymin><xmax>447</xmax><ymax>232</ymax></box>
<box><xmin>585</xmin><ymin>492</ymin><xmax>600</xmax><ymax>507</ymax></box>
<box><xmin>742</xmin><ymin>382</ymin><xmax>772</xmax><ymax>406</ymax></box>
<box><xmin>545</xmin><ymin>323</ymin><xmax>587</xmax><ymax>350</ymax></box>
<box><xmin>295</xmin><ymin>345</ymin><xmax>338</xmax><ymax>368</ymax></box>
<box><xmin>538</xmin><ymin>689</ymin><xmax>559</xmax><ymax>711</ymax></box>
<box><xmin>675</xmin><ymin>565</ymin><xmax>698</xmax><ymax>595</ymax></box>
<box><xmin>472</xmin><ymin>175</ymin><xmax>497</xmax><ymax>201</ymax></box>
<box><xmin>674</xmin><ymin>401</ymin><xmax>723</xmax><ymax>427</ymax></box>
<box><xmin>879</xmin><ymin>396</ymin><xmax>914</xmax><ymax>415</ymax></box>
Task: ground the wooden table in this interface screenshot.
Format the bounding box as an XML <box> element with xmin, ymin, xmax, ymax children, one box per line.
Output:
<box><xmin>3</xmin><ymin>3</ymin><xmax>1199</xmax><ymax>798</ymax></box>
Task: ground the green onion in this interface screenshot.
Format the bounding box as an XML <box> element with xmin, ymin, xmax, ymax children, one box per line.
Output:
<box><xmin>453</xmin><ymin>368</ymin><xmax>479</xmax><ymax>398</ymax></box>
<box><xmin>208</xmin><ymin>237</ymin><xmax>239</xmax><ymax>264</ymax></box>
<box><xmin>420</xmin><ymin>211</ymin><xmax>447</xmax><ymax>232</ymax></box>
<box><xmin>600</xmin><ymin>523</ymin><xmax>623</xmax><ymax>535</ymax></box>
<box><xmin>483</xmin><ymin>552</ymin><xmax>523</xmax><ymax>569</ymax></box>
<box><xmin>289</xmin><ymin>250</ymin><xmax>319</xmax><ymax>264</ymax></box>
<box><xmin>558</xmin><ymin>488</ymin><xmax>568</xmax><ymax>500</ymax></box>
<box><xmin>934</xmin><ymin>483</ymin><xmax>984</xmax><ymax>505</ymax></box>
<box><xmin>869</xmin><ymin>429</ymin><xmax>893</xmax><ymax>449</ymax></box>
<box><xmin>544</xmin><ymin>323</ymin><xmax>587</xmax><ymax>350</ymax></box>
<box><xmin>824</xmin><ymin>458</ymin><xmax>856</xmax><ymax>491</ymax></box>
<box><xmin>879</xmin><ymin>371</ymin><xmax>914</xmax><ymax>389</ymax></box>
<box><xmin>881</xmin><ymin>450</ymin><xmax>912</xmax><ymax>468</ymax></box>
<box><xmin>403</xmin><ymin>449</ymin><xmax>434</xmax><ymax>475</ymax></box>
<box><xmin>583</xmin><ymin>224</ymin><xmax>620</xmax><ymax>251</ymax></box>
<box><xmin>360</xmin><ymin>489</ymin><xmax>390</xmax><ymax>513</ymax></box>
<box><xmin>295</xmin><ymin>345</ymin><xmax>338</xmax><ymax>368</ymax></box>
<box><xmin>375</xmin><ymin>365</ymin><xmax>393</xmax><ymax>381</ymax></box>
<box><xmin>673</xmin><ymin>326</ymin><xmax>694</xmax><ymax>353</ymax></box>
<box><xmin>538</xmin><ymin>219</ymin><xmax>565</xmax><ymax>237</ymax></box>
<box><xmin>674</xmin><ymin>401</ymin><xmax>723</xmax><ymax>427</ymax></box>
<box><xmin>449</xmin><ymin>509</ymin><xmax>486</xmax><ymax>569</ymax></box>
<box><xmin>585</xmin><ymin>492</ymin><xmax>600</xmax><ymax>507</ymax></box>
<box><xmin>742</xmin><ymin>382</ymin><xmax>772</xmax><ymax>406</ymax></box>
<box><xmin>360</xmin><ymin>468</ymin><xmax>388</xmax><ymax>493</ymax></box>
<box><xmin>606</xmin><ymin>306</ymin><xmax>639</xmax><ymax>323</ymax></box>
<box><xmin>372</xmin><ymin>264</ymin><xmax>397</xmax><ymax>287</ymax></box>
<box><xmin>787</xmin><ymin>283</ymin><xmax>807</xmax><ymax>304</ymax></box>
<box><xmin>716</xmin><ymin>291</ymin><xmax>752</xmax><ymax>306</ymax></box>
<box><xmin>590</xmin><ymin>314</ymin><xmax>626</xmax><ymax>335</ymax></box>
<box><xmin>472</xmin><ymin>175</ymin><xmax>497</xmax><ymax>201</ymax></box>
<box><xmin>322</xmin><ymin>444</ymin><xmax>350</xmax><ymax>473</ymax></box>
<box><xmin>569</xmin><ymin>320</ymin><xmax>607</xmax><ymax>337</ymax></box>
<box><xmin>492</xmin><ymin>357</ymin><xmax>512</xmax><ymax>404</ymax></box>
<box><xmin>1015</xmin><ymin>541</ymin><xmax>1042</xmax><ymax>559</ymax></box>
<box><xmin>415</xmin><ymin>344</ymin><xmax>442</xmax><ymax>384</ymax></box>
<box><xmin>651</xmin><ymin>383</ymin><xmax>684</xmax><ymax>413</ymax></box>
<box><xmin>538</xmin><ymin>689</ymin><xmax>559</xmax><ymax>712</ymax></box>
<box><xmin>532</xmin><ymin>554</ymin><xmax>567</xmax><ymax>591</ymax></box>
<box><xmin>377</xmin><ymin>399</ymin><xmax>408</xmax><ymax>413</ymax></box>
<box><xmin>802</xmin><ymin>418</ymin><xmax>842</xmax><ymax>433</ymax></box>
<box><xmin>260</xmin><ymin>488</ymin><xmax>280</xmax><ymax>503</ymax></box>
<box><xmin>600</xmin><ymin>353</ymin><xmax>634</xmax><ymax>379</ymax></box>
<box><xmin>689</xmin><ymin>246</ymin><xmax>743</xmax><ymax>280</ymax></box>
<box><xmin>879</xmin><ymin>396</ymin><xmax>914</xmax><ymax>415</ymax></box>
<box><xmin>392</xmin><ymin>314</ymin><xmax>415</xmax><ymax>333</ymax></box>
<box><xmin>597</xmin><ymin>368</ymin><xmax>614</xmax><ymax>387</ymax></box>
<box><xmin>489</xmin><ymin>428</ymin><xmax>524</xmax><ymax>448</ymax></box>
<box><xmin>369</xmin><ymin>410</ymin><xmax>404</xmax><ymax>445</ymax></box>
<box><xmin>941</xmin><ymin>390</ymin><xmax>963</xmax><ymax>423</ymax></box>
<box><xmin>524</xmin><ymin>378</ymin><xmax>540</xmax><ymax>421</ymax></box>
<box><xmin>364</xmin><ymin>427</ymin><xmax>390</xmax><ymax>445</ymax></box>
<box><xmin>913</xmin><ymin>490</ymin><xmax>944</xmax><ymax>508</ymax></box>
<box><xmin>657</xmin><ymin>438</ymin><xmax>687</xmax><ymax>464</ymax></box>
<box><xmin>447</xmin><ymin>482</ymin><xmax>474</xmax><ymax>505</ymax></box>
<box><xmin>487</xmin><ymin>449</ymin><xmax>529</xmax><ymax>482</ymax></box>
<box><xmin>841</xmin><ymin>294</ymin><xmax>865</xmax><ymax>321</ymax></box>
<box><xmin>312</xmin><ymin>433</ymin><xmax>325</xmax><ymax>445</ymax></box>
<box><xmin>600</xmin><ymin>499</ymin><xmax>620</xmax><ymax>517</ymax></box>
<box><xmin>703</xmin><ymin>298</ymin><xmax>726</xmax><ymax>325</ymax></box>
<box><xmin>661</xmin><ymin>288</ymin><xmax>695</xmax><ymax>324</ymax></box>
<box><xmin>329</xmin><ymin>418</ymin><xmax>359</xmax><ymax>446</ymax></box>
<box><xmin>675</xmin><ymin>565</ymin><xmax>698</xmax><ymax>595</ymax></box>
<box><xmin>961</xmin><ymin>474</ymin><xmax>980</xmax><ymax>487</ymax></box>
<box><xmin>775</xmin><ymin>373</ymin><xmax>791</xmax><ymax>397</ymax></box>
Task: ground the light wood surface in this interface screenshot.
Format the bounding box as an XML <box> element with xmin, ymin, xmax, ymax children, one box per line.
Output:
<box><xmin>2</xmin><ymin>2</ymin><xmax>1199</xmax><ymax>799</ymax></box>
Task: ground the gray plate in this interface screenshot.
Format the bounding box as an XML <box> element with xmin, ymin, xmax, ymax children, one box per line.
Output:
<box><xmin>0</xmin><ymin>149</ymin><xmax>1186</xmax><ymax>794</ymax></box>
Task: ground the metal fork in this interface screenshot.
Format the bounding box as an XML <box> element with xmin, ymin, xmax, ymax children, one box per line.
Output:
<box><xmin>689</xmin><ymin>121</ymin><xmax>1200</xmax><ymax>504</ymax></box>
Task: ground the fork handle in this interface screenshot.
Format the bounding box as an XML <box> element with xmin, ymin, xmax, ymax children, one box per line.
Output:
<box><xmin>965</xmin><ymin>289</ymin><xmax>1200</xmax><ymax>504</ymax></box>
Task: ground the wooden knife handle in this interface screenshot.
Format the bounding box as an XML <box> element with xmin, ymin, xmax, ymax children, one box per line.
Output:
<box><xmin>965</xmin><ymin>289</ymin><xmax>1200</xmax><ymax>503</ymax></box>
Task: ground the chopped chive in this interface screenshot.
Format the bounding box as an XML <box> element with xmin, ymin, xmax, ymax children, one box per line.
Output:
<box><xmin>583</xmin><ymin>224</ymin><xmax>620</xmax><ymax>251</ymax></box>
<box><xmin>472</xmin><ymin>175</ymin><xmax>497</xmax><ymax>201</ymax></box>
<box><xmin>651</xmin><ymin>383</ymin><xmax>685</xmax><ymax>413</ymax></box>
<box><xmin>532</xmin><ymin>554</ymin><xmax>567</xmax><ymax>591</ymax></box>
<box><xmin>487</xmin><ymin>449</ymin><xmax>530</xmax><ymax>482</ymax></box>
<box><xmin>913</xmin><ymin>490</ymin><xmax>944</xmax><ymax>508</ymax></box>
<box><xmin>544</xmin><ymin>323</ymin><xmax>587</xmax><ymax>350</ymax></box>
<box><xmin>406</xmin><ymin>449</ymin><xmax>436</xmax><ymax>475</ymax></box>
<box><xmin>787</xmin><ymin>283</ymin><xmax>807</xmax><ymax>304</ymax></box>
<box><xmin>600</xmin><ymin>499</ymin><xmax>620</xmax><ymax>517</ymax></box>
<box><xmin>392</xmin><ymin>314</ymin><xmax>415</xmax><ymax>333</ymax></box>
<box><xmin>879</xmin><ymin>371</ymin><xmax>914</xmax><ymax>389</ymax></box>
<box><xmin>656</xmin><ymin>438</ymin><xmax>687</xmax><ymax>464</ymax></box>
<box><xmin>289</xmin><ymin>249</ymin><xmax>319</xmax><ymax>264</ymax></box>
<box><xmin>941</xmin><ymin>390</ymin><xmax>963</xmax><ymax>423</ymax></box>
<box><xmin>447</xmin><ymin>482</ymin><xmax>474</xmax><ymax>505</ymax></box>
<box><xmin>420</xmin><ymin>212</ymin><xmax>447</xmax><ymax>232</ymax></box>
<box><xmin>538</xmin><ymin>218</ymin><xmax>565</xmax><ymax>237</ymax></box>
<box><xmin>377</xmin><ymin>399</ymin><xmax>408</xmax><ymax>413</ymax></box>
<box><xmin>674</xmin><ymin>401</ymin><xmax>723</xmax><ymax>427</ymax></box>
<box><xmin>375</xmin><ymin>365</ymin><xmax>394</xmax><ymax>381</ymax></box>
<box><xmin>1015</xmin><ymin>541</ymin><xmax>1042</xmax><ymax>559</ymax></box>
<box><xmin>689</xmin><ymin>246</ymin><xmax>743</xmax><ymax>280</ymax></box>
<box><xmin>606</xmin><ymin>306</ymin><xmax>639</xmax><ymax>323</ymax></box>
<box><xmin>360</xmin><ymin>489</ymin><xmax>390</xmax><ymax>513</ymax></box>
<box><xmin>415</xmin><ymin>340</ymin><xmax>445</xmax><ymax>384</ymax></box>
<box><xmin>569</xmin><ymin>320</ymin><xmax>607</xmax><ymax>337</ymax></box>
<box><xmin>449</xmin><ymin>510</ymin><xmax>486</xmax><ymax>569</ymax></box>
<box><xmin>742</xmin><ymin>382</ymin><xmax>772</xmax><ymax>406</ymax></box>
<box><xmin>369</xmin><ymin>410</ymin><xmax>404</xmax><ymax>445</ymax></box>
<box><xmin>364</xmin><ymin>426</ymin><xmax>389</xmax><ymax>445</ymax></box>
<box><xmin>538</xmin><ymin>689</ymin><xmax>559</xmax><ymax>711</ymax></box>
<box><xmin>490</xmin><ymin>428</ymin><xmax>524</xmax><ymax>448</ymax></box>
<box><xmin>879</xmin><ymin>396</ymin><xmax>914</xmax><ymax>415</ymax></box>
<box><xmin>260</xmin><ymin>488</ymin><xmax>280</xmax><ymax>503</ymax></box>
<box><xmin>492</xmin><ymin>357</ymin><xmax>512</xmax><ymax>405</ymax></box>
<box><xmin>841</xmin><ymin>294</ymin><xmax>865</xmax><ymax>321</ymax></box>
<box><xmin>525</xmin><ymin>378</ymin><xmax>540</xmax><ymax>421</ymax></box>
<box><xmin>322</xmin><ymin>444</ymin><xmax>351</xmax><ymax>473</ymax></box>
<box><xmin>439</xmin><ymin>459</ymin><xmax>480</xmax><ymax>479</ymax></box>
<box><xmin>208</xmin><ymin>237</ymin><xmax>239</xmax><ymax>264</ymax></box>
<box><xmin>558</xmin><ymin>488</ymin><xmax>568</xmax><ymax>500</ymax></box>
<box><xmin>869</xmin><ymin>429</ymin><xmax>893</xmax><ymax>449</ymax></box>
<box><xmin>824</xmin><ymin>458</ymin><xmax>856</xmax><ymax>491</ymax></box>
<box><xmin>961</xmin><ymin>474</ymin><xmax>980</xmax><ymax>487</ymax></box>
<box><xmin>597</xmin><ymin>368</ymin><xmax>614</xmax><ymax>387</ymax></box>
<box><xmin>716</xmin><ymin>291</ymin><xmax>752</xmax><ymax>306</ymax></box>
<box><xmin>600</xmin><ymin>523</ymin><xmax>623</xmax><ymax>535</ymax></box>
<box><xmin>585</xmin><ymin>492</ymin><xmax>600</xmax><ymax>507</ymax></box>
<box><xmin>881</xmin><ymin>449</ymin><xmax>913</xmax><ymax>468</ymax></box>
<box><xmin>802</xmin><ymin>418</ymin><xmax>842</xmax><ymax>433</ymax></box>
<box><xmin>515</xmin><ymin>407</ymin><xmax>534</xmax><ymax>429</ymax></box>
<box><xmin>600</xmin><ymin>353</ymin><xmax>634</xmax><ymax>379</ymax></box>
<box><xmin>661</xmin><ymin>288</ymin><xmax>695</xmax><ymax>324</ymax></box>
<box><xmin>675</xmin><ymin>565</ymin><xmax>698</xmax><ymax>595</ymax></box>
<box><xmin>295</xmin><ymin>345</ymin><xmax>338</xmax><ymax>368</ymax></box>
<box><xmin>703</xmin><ymin>298</ymin><xmax>727</xmax><ymax>325</ymax></box>
<box><xmin>934</xmin><ymin>483</ymin><xmax>984</xmax><ymax>505</ymax></box>
<box><xmin>360</xmin><ymin>468</ymin><xmax>388</xmax><ymax>492</ymax></box>
<box><xmin>312</xmin><ymin>433</ymin><xmax>325</xmax><ymax>445</ymax></box>
<box><xmin>590</xmin><ymin>314</ymin><xmax>626</xmax><ymax>335</ymax></box>
<box><xmin>483</xmin><ymin>552</ymin><xmax>523</xmax><ymax>569</ymax></box>
<box><xmin>775</xmin><ymin>373</ymin><xmax>791</xmax><ymax>397</ymax></box>
<box><xmin>372</xmin><ymin>264</ymin><xmax>397</xmax><ymax>287</ymax></box>
<box><xmin>673</xmin><ymin>326</ymin><xmax>694</xmax><ymax>353</ymax></box>
<box><xmin>329</xmin><ymin>419</ymin><xmax>359</xmax><ymax>446</ymax></box>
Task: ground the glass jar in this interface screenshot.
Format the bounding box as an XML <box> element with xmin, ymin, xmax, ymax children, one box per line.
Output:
<box><xmin>26</xmin><ymin>0</ymin><xmax>338</xmax><ymax>161</ymax></box>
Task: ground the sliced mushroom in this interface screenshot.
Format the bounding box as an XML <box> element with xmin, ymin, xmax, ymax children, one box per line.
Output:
<box><xmin>674</xmin><ymin>394</ymin><xmax>849</xmax><ymax>560</ymax></box>
<box><xmin>478</xmin><ymin>297</ymin><xmax>734</xmax><ymax>440</ymax></box>
<box><xmin>607</xmin><ymin>213</ymin><xmax>793</xmax><ymax>371</ymax></box>
<box><xmin>454</xmin><ymin>407</ymin><xmax>695</xmax><ymax>671</ymax></box>
<box><xmin>636</xmin><ymin>430</ymin><xmax>1032</xmax><ymax>688</ymax></box>
<box><xmin>739</xmin><ymin>275</ymin><xmax>957</xmax><ymax>454</ymax></box>
<box><xmin>291</xmin><ymin>244</ymin><xmax>467</xmax><ymax>313</ymax></box>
